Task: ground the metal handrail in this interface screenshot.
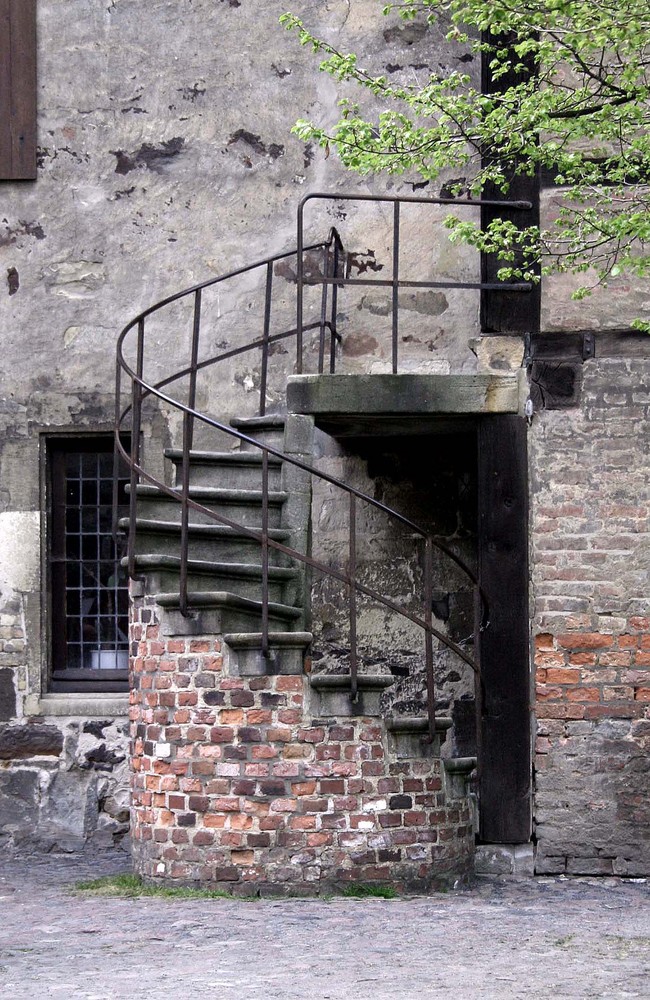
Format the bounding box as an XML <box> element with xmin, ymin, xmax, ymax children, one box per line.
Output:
<box><xmin>114</xmin><ymin>195</ymin><xmax>515</xmax><ymax>740</ymax></box>
<box><xmin>296</xmin><ymin>192</ymin><xmax>533</xmax><ymax>374</ymax></box>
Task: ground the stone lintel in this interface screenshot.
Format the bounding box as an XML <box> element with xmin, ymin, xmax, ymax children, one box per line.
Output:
<box><xmin>287</xmin><ymin>374</ymin><xmax>522</xmax><ymax>425</ymax></box>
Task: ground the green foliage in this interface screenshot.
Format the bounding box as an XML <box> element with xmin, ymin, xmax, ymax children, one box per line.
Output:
<box><xmin>281</xmin><ymin>2</ymin><xmax>650</xmax><ymax>303</ymax></box>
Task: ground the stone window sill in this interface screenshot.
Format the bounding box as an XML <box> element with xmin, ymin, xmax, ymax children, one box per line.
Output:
<box><xmin>34</xmin><ymin>694</ymin><xmax>129</xmax><ymax>718</ymax></box>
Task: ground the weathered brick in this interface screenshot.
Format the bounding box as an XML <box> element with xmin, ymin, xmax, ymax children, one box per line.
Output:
<box><xmin>557</xmin><ymin>633</ymin><xmax>613</xmax><ymax>650</ymax></box>
<box><xmin>546</xmin><ymin>667</ymin><xmax>581</xmax><ymax>684</ymax></box>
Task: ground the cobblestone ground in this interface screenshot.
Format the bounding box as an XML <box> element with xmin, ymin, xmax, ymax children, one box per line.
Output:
<box><xmin>1</xmin><ymin>851</ymin><xmax>649</xmax><ymax>999</ymax></box>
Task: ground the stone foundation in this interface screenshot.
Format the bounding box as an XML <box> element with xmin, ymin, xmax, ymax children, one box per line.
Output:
<box><xmin>0</xmin><ymin>714</ymin><xmax>130</xmax><ymax>852</ymax></box>
<box><xmin>129</xmin><ymin>596</ymin><xmax>475</xmax><ymax>894</ymax></box>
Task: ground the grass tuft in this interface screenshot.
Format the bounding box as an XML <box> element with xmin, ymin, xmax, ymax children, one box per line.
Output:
<box><xmin>338</xmin><ymin>883</ymin><xmax>398</xmax><ymax>899</ymax></box>
<box><xmin>74</xmin><ymin>873</ymin><xmax>235</xmax><ymax>900</ymax></box>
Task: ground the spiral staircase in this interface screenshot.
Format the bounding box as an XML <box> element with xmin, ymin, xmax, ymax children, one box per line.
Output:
<box><xmin>117</xmin><ymin>194</ymin><xmax>534</xmax><ymax>869</ymax></box>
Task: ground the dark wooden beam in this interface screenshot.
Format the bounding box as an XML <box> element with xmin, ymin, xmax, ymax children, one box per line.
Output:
<box><xmin>480</xmin><ymin>32</ymin><xmax>540</xmax><ymax>335</ymax></box>
<box><xmin>477</xmin><ymin>415</ymin><xmax>531</xmax><ymax>843</ymax></box>
<box><xmin>0</xmin><ymin>0</ymin><xmax>37</xmax><ymax>180</ymax></box>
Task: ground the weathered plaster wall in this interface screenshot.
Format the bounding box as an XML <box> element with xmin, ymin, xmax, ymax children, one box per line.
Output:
<box><xmin>540</xmin><ymin>191</ymin><xmax>650</xmax><ymax>333</ymax></box>
<box><xmin>530</xmin><ymin>358</ymin><xmax>650</xmax><ymax>874</ymax></box>
<box><xmin>0</xmin><ymin>1</ymin><xmax>481</xmax><ymax>848</ymax></box>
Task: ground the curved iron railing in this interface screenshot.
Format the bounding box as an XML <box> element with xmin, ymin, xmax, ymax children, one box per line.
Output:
<box><xmin>114</xmin><ymin>195</ymin><xmax>528</xmax><ymax>738</ymax></box>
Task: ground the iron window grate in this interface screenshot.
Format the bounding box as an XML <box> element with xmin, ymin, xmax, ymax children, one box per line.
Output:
<box><xmin>49</xmin><ymin>439</ymin><xmax>129</xmax><ymax>692</ymax></box>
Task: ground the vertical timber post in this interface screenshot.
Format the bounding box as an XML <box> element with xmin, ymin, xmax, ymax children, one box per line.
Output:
<box><xmin>477</xmin><ymin>415</ymin><xmax>530</xmax><ymax>843</ymax></box>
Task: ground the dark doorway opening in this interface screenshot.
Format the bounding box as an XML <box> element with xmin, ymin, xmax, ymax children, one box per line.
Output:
<box><xmin>309</xmin><ymin>413</ymin><xmax>530</xmax><ymax>843</ymax></box>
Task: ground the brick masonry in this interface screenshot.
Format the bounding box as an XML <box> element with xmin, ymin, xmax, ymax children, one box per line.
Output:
<box><xmin>530</xmin><ymin>357</ymin><xmax>650</xmax><ymax>875</ymax></box>
<box><xmin>129</xmin><ymin>595</ymin><xmax>474</xmax><ymax>893</ymax></box>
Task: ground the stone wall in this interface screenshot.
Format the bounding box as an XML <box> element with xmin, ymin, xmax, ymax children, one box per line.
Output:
<box><xmin>129</xmin><ymin>594</ymin><xmax>475</xmax><ymax>893</ymax></box>
<box><xmin>531</xmin><ymin>357</ymin><xmax>650</xmax><ymax>875</ymax></box>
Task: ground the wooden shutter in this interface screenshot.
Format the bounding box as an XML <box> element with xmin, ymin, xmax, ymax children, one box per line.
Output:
<box><xmin>0</xmin><ymin>0</ymin><xmax>37</xmax><ymax>180</ymax></box>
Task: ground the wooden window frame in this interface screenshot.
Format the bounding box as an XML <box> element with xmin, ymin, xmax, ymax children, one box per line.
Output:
<box><xmin>0</xmin><ymin>0</ymin><xmax>37</xmax><ymax>180</ymax></box>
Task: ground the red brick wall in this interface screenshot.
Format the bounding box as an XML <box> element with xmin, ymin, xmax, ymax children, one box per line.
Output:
<box><xmin>129</xmin><ymin>595</ymin><xmax>474</xmax><ymax>894</ymax></box>
<box><xmin>531</xmin><ymin>358</ymin><xmax>650</xmax><ymax>875</ymax></box>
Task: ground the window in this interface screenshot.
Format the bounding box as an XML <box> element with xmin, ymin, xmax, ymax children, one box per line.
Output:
<box><xmin>0</xmin><ymin>0</ymin><xmax>37</xmax><ymax>180</ymax></box>
<box><xmin>47</xmin><ymin>438</ymin><xmax>129</xmax><ymax>693</ymax></box>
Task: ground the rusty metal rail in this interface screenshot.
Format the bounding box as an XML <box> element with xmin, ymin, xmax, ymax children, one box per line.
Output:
<box><xmin>113</xmin><ymin>194</ymin><xmax>527</xmax><ymax>739</ymax></box>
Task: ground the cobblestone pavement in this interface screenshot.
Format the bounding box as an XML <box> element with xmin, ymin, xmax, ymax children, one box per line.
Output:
<box><xmin>1</xmin><ymin>852</ymin><xmax>649</xmax><ymax>999</ymax></box>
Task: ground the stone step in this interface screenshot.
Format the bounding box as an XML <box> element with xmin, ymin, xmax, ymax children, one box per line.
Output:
<box><xmin>230</xmin><ymin>414</ymin><xmax>286</xmax><ymax>452</ymax></box>
<box><xmin>443</xmin><ymin>756</ymin><xmax>478</xmax><ymax>798</ymax></box>
<box><xmin>125</xmin><ymin>554</ymin><xmax>300</xmax><ymax>603</ymax></box>
<box><xmin>120</xmin><ymin>517</ymin><xmax>292</xmax><ymax>566</ymax></box>
<box><xmin>165</xmin><ymin>449</ymin><xmax>283</xmax><ymax>490</ymax></box>
<box><xmin>130</xmin><ymin>484</ymin><xmax>287</xmax><ymax>528</ymax></box>
<box><xmin>309</xmin><ymin>672</ymin><xmax>395</xmax><ymax>717</ymax></box>
<box><xmin>386</xmin><ymin>715</ymin><xmax>452</xmax><ymax>758</ymax></box>
<box><xmin>224</xmin><ymin>631</ymin><xmax>312</xmax><ymax>676</ymax></box>
<box><xmin>154</xmin><ymin>590</ymin><xmax>303</xmax><ymax>636</ymax></box>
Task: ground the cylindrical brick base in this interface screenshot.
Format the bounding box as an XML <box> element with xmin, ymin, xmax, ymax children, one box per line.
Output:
<box><xmin>129</xmin><ymin>595</ymin><xmax>475</xmax><ymax>894</ymax></box>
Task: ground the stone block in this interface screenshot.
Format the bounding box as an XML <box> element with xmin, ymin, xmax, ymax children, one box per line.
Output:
<box><xmin>387</xmin><ymin>716</ymin><xmax>452</xmax><ymax>759</ymax></box>
<box><xmin>0</xmin><ymin>723</ymin><xmax>63</xmax><ymax>759</ymax></box>
<box><xmin>309</xmin><ymin>673</ymin><xmax>395</xmax><ymax>717</ymax></box>
<box><xmin>0</xmin><ymin>769</ymin><xmax>40</xmax><ymax>832</ymax></box>
<box><xmin>443</xmin><ymin>756</ymin><xmax>477</xmax><ymax>799</ymax></box>
<box><xmin>474</xmin><ymin>843</ymin><xmax>535</xmax><ymax>876</ymax></box>
<box><xmin>224</xmin><ymin>632</ymin><xmax>311</xmax><ymax>676</ymax></box>
<box><xmin>287</xmin><ymin>374</ymin><xmax>520</xmax><ymax>416</ymax></box>
<box><xmin>40</xmin><ymin>771</ymin><xmax>99</xmax><ymax>844</ymax></box>
<box><xmin>0</xmin><ymin>669</ymin><xmax>16</xmax><ymax>722</ymax></box>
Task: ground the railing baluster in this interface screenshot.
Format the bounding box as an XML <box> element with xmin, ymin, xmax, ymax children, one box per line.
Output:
<box><xmin>473</xmin><ymin>581</ymin><xmax>483</xmax><ymax>782</ymax></box>
<box><xmin>127</xmin><ymin>318</ymin><xmax>145</xmax><ymax>581</ymax></box>
<box><xmin>392</xmin><ymin>200</ymin><xmax>400</xmax><ymax>374</ymax></box>
<box><xmin>187</xmin><ymin>289</ymin><xmax>201</xmax><ymax>451</ymax></box>
<box><xmin>179</xmin><ymin>410</ymin><xmax>191</xmax><ymax>618</ymax></box>
<box><xmin>349</xmin><ymin>493</ymin><xmax>358</xmax><ymax>702</ymax></box>
<box><xmin>179</xmin><ymin>290</ymin><xmax>201</xmax><ymax>617</ymax></box>
<box><xmin>296</xmin><ymin>202</ymin><xmax>304</xmax><ymax>374</ymax></box>
<box><xmin>260</xmin><ymin>262</ymin><xmax>273</xmax><ymax>416</ymax></box>
<box><xmin>330</xmin><ymin>236</ymin><xmax>340</xmax><ymax>374</ymax></box>
<box><xmin>317</xmin><ymin>243</ymin><xmax>330</xmax><ymax>374</ymax></box>
<box><xmin>261</xmin><ymin>448</ymin><xmax>270</xmax><ymax>660</ymax></box>
<box><xmin>112</xmin><ymin>361</ymin><xmax>122</xmax><ymax>544</ymax></box>
<box><xmin>424</xmin><ymin>536</ymin><xmax>437</xmax><ymax>742</ymax></box>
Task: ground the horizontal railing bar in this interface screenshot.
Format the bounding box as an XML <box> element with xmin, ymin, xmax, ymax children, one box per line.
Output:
<box><xmin>300</xmin><ymin>191</ymin><xmax>533</xmax><ymax>211</ymax></box>
<box><xmin>305</xmin><ymin>277</ymin><xmax>532</xmax><ymax>292</ymax></box>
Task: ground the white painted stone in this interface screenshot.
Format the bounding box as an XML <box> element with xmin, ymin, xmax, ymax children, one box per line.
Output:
<box><xmin>363</xmin><ymin>799</ymin><xmax>387</xmax><ymax>813</ymax></box>
<box><xmin>0</xmin><ymin>512</ymin><xmax>40</xmax><ymax>593</ymax></box>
